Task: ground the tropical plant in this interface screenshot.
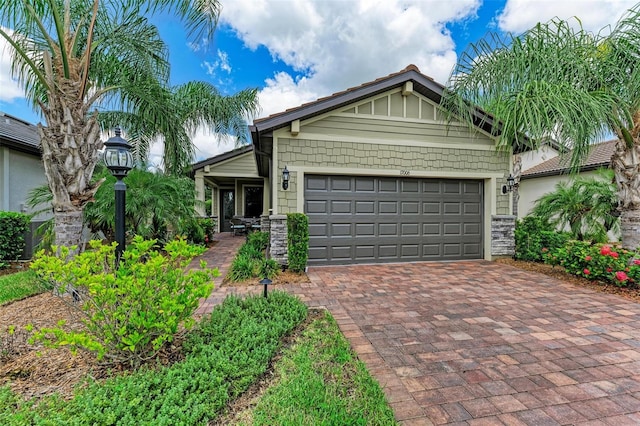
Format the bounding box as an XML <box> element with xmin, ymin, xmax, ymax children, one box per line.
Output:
<box><xmin>27</xmin><ymin>166</ymin><xmax>203</xmax><ymax>244</ymax></box>
<box><xmin>444</xmin><ymin>3</ymin><xmax>640</xmax><ymax>249</ymax></box>
<box><xmin>0</xmin><ymin>0</ymin><xmax>258</xmax><ymax>250</ymax></box>
<box><xmin>530</xmin><ymin>170</ymin><xmax>620</xmax><ymax>242</ymax></box>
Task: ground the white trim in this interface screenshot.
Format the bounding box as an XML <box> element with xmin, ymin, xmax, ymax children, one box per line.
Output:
<box><xmin>485</xmin><ymin>177</ymin><xmax>497</xmax><ymax>261</ymax></box>
<box><xmin>273</xmin><ymin>136</ymin><xmax>279</xmax><ymax>215</ymax></box>
<box><xmin>287</xmin><ymin>165</ymin><xmax>504</xmax><ymax>180</ymax></box>
<box><xmin>198</xmin><ymin>171</ymin><xmax>261</xmax><ymax>178</ymax></box>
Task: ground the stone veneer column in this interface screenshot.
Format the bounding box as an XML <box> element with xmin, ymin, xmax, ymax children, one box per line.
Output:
<box><xmin>260</xmin><ymin>214</ymin><xmax>271</xmax><ymax>233</ymax></box>
<box><xmin>269</xmin><ymin>215</ymin><xmax>288</xmax><ymax>266</ymax></box>
<box><xmin>491</xmin><ymin>215</ymin><xmax>516</xmax><ymax>257</ymax></box>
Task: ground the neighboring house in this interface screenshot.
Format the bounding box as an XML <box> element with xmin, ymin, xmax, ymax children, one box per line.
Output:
<box><xmin>194</xmin><ymin>65</ymin><xmax>515</xmax><ymax>266</ymax></box>
<box><xmin>0</xmin><ymin>112</ymin><xmax>50</xmax><ymax>258</ymax></box>
<box><xmin>518</xmin><ymin>139</ymin><xmax>616</xmax><ymax>217</ymax></box>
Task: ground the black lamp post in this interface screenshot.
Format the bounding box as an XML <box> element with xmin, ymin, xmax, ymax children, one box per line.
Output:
<box><xmin>103</xmin><ymin>128</ymin><xmax>133</xmax><ymax>264</ymax></box>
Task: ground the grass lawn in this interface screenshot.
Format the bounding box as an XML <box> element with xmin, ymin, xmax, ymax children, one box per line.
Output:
<box><xmin>0</xmin><ymin>270</ymin><xmax>48</xmax><ymax>305</ymax></box>
<box><xmin>238</xmin><ymin>310</ymin><xmax>397</xmax><ymax>425</ymax></box>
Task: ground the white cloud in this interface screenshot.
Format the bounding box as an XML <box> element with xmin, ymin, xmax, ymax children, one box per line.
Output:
<box><xmin>497</xmin><ymin>0</ymin><xmax>639</xmax><ymax>34</ymax></box>
<box><xmin>219</xmin><ymin>0</ymin><xmax>481</xmax><ymax>118</ymax></box>
<box><xmin>0</xmin><ymin>28</ymin><xmax>26</xmax><ymax>102</ymax></box>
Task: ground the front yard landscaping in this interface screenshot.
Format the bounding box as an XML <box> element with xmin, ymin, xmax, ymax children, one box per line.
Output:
<box><xmin>0</xmin><ymin>260</ymin><xmax>395</xmax><ymax>424</ymax></box>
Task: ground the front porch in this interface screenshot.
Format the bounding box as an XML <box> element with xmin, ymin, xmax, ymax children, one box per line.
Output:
<box><xmin>192</xmin><ymin>145</ymin><xmax>270</xmax><ymax>234</ymax></box>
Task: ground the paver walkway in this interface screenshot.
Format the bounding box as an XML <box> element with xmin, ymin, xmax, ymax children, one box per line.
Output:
<box><xmin>197</xmin><ymin>235</ymin><xmax>640</xmax><ymax>425</ymax></box>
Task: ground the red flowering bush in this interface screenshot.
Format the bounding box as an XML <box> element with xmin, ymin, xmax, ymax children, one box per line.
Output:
<box><xmin>545</xmin><ymin>241</ymin><xmax>640</xmax><ymax>287</ymax></box>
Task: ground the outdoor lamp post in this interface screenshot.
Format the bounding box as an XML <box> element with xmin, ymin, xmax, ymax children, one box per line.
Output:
<box><xmin>282</xmin><ymin>166</ymin><xmax>290</xmax><ymax>190</ymax></box>
<box><xmin>103</xmin><ymin>128</ymin><xmax>133</xmax><ymax>263</ymax></box>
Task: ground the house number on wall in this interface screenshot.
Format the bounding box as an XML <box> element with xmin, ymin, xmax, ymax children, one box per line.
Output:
<box><xmin>400</xmin><ymin>170</ymin><xmax>411</xmax><ymax>176</ymax></box>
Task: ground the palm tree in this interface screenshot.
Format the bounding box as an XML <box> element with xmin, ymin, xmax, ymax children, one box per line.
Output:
<box><xmin>530</xmin><ymin>170</ymin><xmax>620</xmax><ymax>242</ymax></box>
<box><xmin>444</xmin><ymin>3</ymin><xmax>640</xmax><ymax>249</ymax></box>
<box><xmin>0</xmin><ymin>1</ymin><xmax>255</xmax><ymax>248</ymax></box>
<box><xmin>99</xmin><ymin>81</ymin><xmax>258</xmax><ymax>175</ymax></box>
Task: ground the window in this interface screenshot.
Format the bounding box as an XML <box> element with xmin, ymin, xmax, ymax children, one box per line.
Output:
<box><xmin>244</xmin><ymin>186</ymin><xmax>263</xmax><ymax>218</ymax></box>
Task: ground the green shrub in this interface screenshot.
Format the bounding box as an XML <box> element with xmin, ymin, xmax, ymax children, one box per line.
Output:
<box><xmin>228</xmin><ymin>253</ymin><xmax>260</xmax><ymax>282</ymax></box>
<box><xmin>260</xmin><ymin>258</ymin><xmax>280</xmax><ymax>279</ymax></box>
<box><xmin>0</xmin><ymin>212</ymin><xmax>30</xmax><ymax>263</ymax></box>
<box><xmin>29</xmin><ymin>237</ymin><xmax>218</xmax><ymax>366</ymax></box>
<box><xmin>238</xmin><ymin>243</ymin><xmax>264</xmax><ymax>260</ymax></box>
<box><xmin>247</xmin><ymin>230</ymin><xmax>269</xmax><ymax>251</ymax></box>
<box><xmin>287</xmin><ymin>213</ymin><xmax>309</xmax><ymax>273</ymax></box>
<box><xmin>544</xmin><ymin>240</ymin><xmax>638</xmax><ymax>286</ymax></box>
<box><xmin>514</xmin><ymin>216</ymin><xmax>570</xmax><ymax>262</ymax></box>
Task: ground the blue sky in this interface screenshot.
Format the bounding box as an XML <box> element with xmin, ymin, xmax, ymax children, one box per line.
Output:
<box><xmin>1</xmin><ymin>0</ymin><xmax>638</xmax><ymax>164</ymax></box>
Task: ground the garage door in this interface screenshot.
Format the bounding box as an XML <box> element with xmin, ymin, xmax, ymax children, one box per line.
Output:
<box><xmin>305</xmin><ymin>175</ymin><xmax>483</xmax><ymax>265</ymax></box>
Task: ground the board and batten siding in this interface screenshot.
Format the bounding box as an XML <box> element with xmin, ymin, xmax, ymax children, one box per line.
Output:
<box><xmin>208</xmin><ymin>151</ymin><xmax>259</xmax><ymax>176</ymax></box>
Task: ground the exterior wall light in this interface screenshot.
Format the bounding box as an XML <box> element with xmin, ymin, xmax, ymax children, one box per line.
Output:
<box><xmin>282</xmin><ymin>166</ymin><xmax>290</xmax><ymax>190</ymax></box>
<box><xmin>502</xmin><ymin>174</ymin><xmax>515</xmax><ymax>194</ymax></box>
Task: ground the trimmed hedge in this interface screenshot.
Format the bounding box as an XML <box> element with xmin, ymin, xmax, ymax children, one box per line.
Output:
<box><xmin>287</xmin><ymin>213</ymin><xmax>309</xmax><ymax>273</ymax></box>
<box><xmin>514</xmin><ymin>216</ymin><xmax>570</xmax><ymax>262</ymax></box>
<box><xmin>0</xmin><ymin>212</ymin><xmax>30</xmax><ymax>263</ymax></box>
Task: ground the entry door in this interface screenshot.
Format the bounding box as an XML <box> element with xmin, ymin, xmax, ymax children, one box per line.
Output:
<box><xmin>220</xmin><ymin>189</ymin><xmax>235</xmax><ymax>233</ymax></box>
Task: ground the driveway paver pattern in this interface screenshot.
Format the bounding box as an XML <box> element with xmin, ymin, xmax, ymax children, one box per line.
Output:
<box><xmin>197</xmin><ymin>236</ymin><xmax>640</xmax><ymax>425</ymax></box>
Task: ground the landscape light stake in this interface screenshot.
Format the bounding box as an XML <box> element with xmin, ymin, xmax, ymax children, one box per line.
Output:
<box><xmin>260</xmin><ymin>277</ymin><xmax>272</xmax><ymax>298</ymax></box>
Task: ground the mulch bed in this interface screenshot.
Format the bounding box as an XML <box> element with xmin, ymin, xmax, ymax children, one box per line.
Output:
<box><xmin>222</xmin><ymin>270</ymin><xmax>310</xmax><ymax>287</ymax></box>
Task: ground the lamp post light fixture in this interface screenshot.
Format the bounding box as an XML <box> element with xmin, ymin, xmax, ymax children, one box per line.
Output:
<box><xmin>103</xmin><ymin>127</ymin><xmax>133</xmax><ymax>264</ymax></box>
<box><xmin>260</xmin><ymin>277</ymin><xmax>272</xmax><ymax>298</ymax></box>
<box><xmin>502</xmin><ymin>174</ymin><xmax>516</xmax><ymax>194</ymax></box>
<box><xmin>282</xmin><ymin>166</ymin><xmax>290</xmax><ymax>190</ymax></box>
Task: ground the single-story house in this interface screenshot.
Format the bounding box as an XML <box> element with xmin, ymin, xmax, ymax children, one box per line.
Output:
<box><xmin>193</xmin><ymin>65</ymin><xmax>516</xmax><ymax>266</ymax></box>
<box><xmin>518</xmin><ymin>139</ymin><xmax>616</xmax><ymax>217</ymax></box>
<box><xmin>0</xmin><ymin>112</ymin><xmax>50</xmax><ymax>258</ymax></box>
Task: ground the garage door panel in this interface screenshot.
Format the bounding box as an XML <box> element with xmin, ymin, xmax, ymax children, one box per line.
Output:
<box><xmin>355</xmin><ymin>223</ymin><xmax>375</xmax><ymax>235</ymax></box>
<box><xmin>444</xmin><ymin>203</ymin><xmax>461</xmax><ymax>215</ymax></box>
<box><xmin>401</xmin><ymin>201</ymin><xmax>419</xmax><ymax>214</ymax></box>
<box><xmin>306</xmin><ymin>200</ymin><xmax>328</xmax><ymax>214</ymax></box>
<box><xmin>355</xmin><ymin>178</ymin><xmax>375</xmax><ymax>192</ymax></box>
<box><xmin>379</xmin><ymin>201</ymin><xmax>398</xmax><ymax>214</ymax></box>
<box><xmin>306</xmin><ymin>175</ymin><xmax>483</xmax><ymax>265</ymax></box>
<box><xmin>401</xmin><ymin>223</ymin><xmax>419</xmax><ymax>236</ymax></box>
<box><xmin>355</xmin><ymin>245</ymin><xmax>375</xmax><ymax>260</ymax></box>
<box><xmin>355</xmin><ymin>201</ymin><xmax>375</xmax><ymax>214</ymax></box>
<box><xmin>423</xmin><ymin>202</ymin><xmax>441</xmax><ymax>214</ymax></box>
<box><xmin>309</xmin><ymin>223</ymin><xmax>327</xmax><ymax>236</ymax></box>
<box><xmin>331</xmin><ymin>177</ymin><xmax>352</xmax><ymax>191</ymax></box>
<box><xmin>331</xmin><ymin>223</ymin><xmax>352</xmax><ymax>236</ymax></box>
<box><xmin>379</xmin><ymin>179</ymin><xmax>398</xmax><ymax>192</ymax></box>
<box><xmin>379</xmin><ymin>223</ymin><xmax>398</xmax><ymax>236</ymax></box>
<box><xmin>379</xmin><ymin>245</ymin><xmax>398</xmax><ymax>258</ymax></box>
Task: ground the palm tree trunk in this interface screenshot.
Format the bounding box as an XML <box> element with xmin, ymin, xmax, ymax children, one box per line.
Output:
<box><xmin>612</xmin><ymin>139</ymin><xmax>640</xmax><ymax>249</ymax></box>
<box><xmin>37</xmin><ymin>81</ymin><xmax>104</xmax><ymax>249</ymax></box>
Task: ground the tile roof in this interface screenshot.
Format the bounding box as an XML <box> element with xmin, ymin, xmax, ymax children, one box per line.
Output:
<box><xmin>522</xmin><ymin>139</ymin><xmax>616</xmax><ymax>178</ymax></box>
<box><xmin>0</xmin><ymin>112</ymin><xmax>40</xmax><ymax>154</ymax></box>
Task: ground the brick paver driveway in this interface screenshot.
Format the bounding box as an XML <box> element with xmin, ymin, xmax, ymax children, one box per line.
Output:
<box><xmin>301</xmin><ymin>261</ymin><xmax>640</xmax><ymax>425</ymax></box>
